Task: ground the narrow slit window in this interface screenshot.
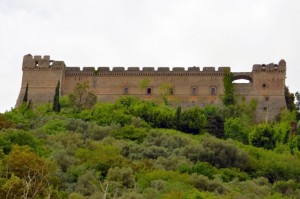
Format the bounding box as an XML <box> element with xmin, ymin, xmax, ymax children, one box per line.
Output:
<box><xmin>262</xmin><ymin>83</ymin><xmax>266</xmax><ymax>88</ymax></box>
<box><xmin>211</xmin><ymin>87</ymin><xmax>216</xmax><ymax>95</ymax></box>
<box><xmin>192</xmin><ymin>87</ymin><xmax>197</xmax><ymax>95</ymax></box>
<box><xmin>147</xmin><ymin>87</ymin><xmax>152</xmax><ymax>95</ymax></box>
<box><xmin>123</xmin><ymin>87</ymin><xmax>129</xmax><ymax>94</ymax></box>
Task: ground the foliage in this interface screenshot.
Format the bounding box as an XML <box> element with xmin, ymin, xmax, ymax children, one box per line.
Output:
<box><xmin>22</xmin><ymin>83</ymin><xmax>29</xmax><ymax>104</ymax></box>
<box><xmin>158</xmin><ymin>82</ymin><xmax>173</xmax><ymax>105</ymax></box>
<box><xmin>138</xmin><ymin>78</ymin><xmax>151</xmax><ymax>91</ymax></box>
<box><xmin>222</xmin><ymin>69</ymin><xmax>235</xmax><ymax>106</ymax></box>
<box><xmin>53</xmin><ymin>80</ymin><xmax>61</xmax><ymax>112</ymax></box>
<box><xmin>69</xmin><ymin>82</ymin><xmax>97</xmax><ymax>111</ymax></box>
<box><xmin>178</xmin><ymin>107</ymin><xmax>206</xmax><ymax>134</ymax></box>
<box><xmin>285</xmin><ymin>86</ymin><xmax>297</xmax><ymax>111</ymax></box>
<box><xmin>1</xmin><ymin>95</ymin><xmax>300</xmax><ymax>197</ymax></box>
<box><xmin>224</xmin><ymin>117</ymin><xmax>248</xmax><ymax>143</ymax></box>
<box><xmin>249</xmin><ymin>124</ymin><xmax>276</xmax><ymax>150</ymax></box>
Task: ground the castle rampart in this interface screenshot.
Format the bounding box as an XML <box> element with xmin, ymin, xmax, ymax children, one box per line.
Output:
<box><xmin>16</xmin><ymin>54</ymin><xmax>287</xmax><ymax>121</ymax></box>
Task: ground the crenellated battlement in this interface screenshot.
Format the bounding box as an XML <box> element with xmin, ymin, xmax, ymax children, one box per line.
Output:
<box><xmin>252</xmin><ymin>59</ymin><xmax>286</xmax><ymax>72</ymax></box>
<box><xmin>22</xmin><ymin>54</ymin><xmax>66</xmax><ymax>70</ymax></box>
<box><xmin>64</xmin><ymin>65</ymin><xmax>231</xmax><ymax>76</ymax></box>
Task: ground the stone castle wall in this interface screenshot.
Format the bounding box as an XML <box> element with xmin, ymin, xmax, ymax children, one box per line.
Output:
<box><xmin>16</xmin><ymin>54</ymin><xmax>287</xmax><ymax>121</ymax></box>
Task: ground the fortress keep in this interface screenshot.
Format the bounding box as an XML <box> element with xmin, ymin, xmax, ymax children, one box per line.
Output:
<box><xmin>17</xmin><ymin>54</ymin><xmax>287</xmax><ymax>121</ymax></box>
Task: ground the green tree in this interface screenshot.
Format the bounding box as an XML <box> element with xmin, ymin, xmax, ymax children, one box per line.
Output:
<box><xmin>5</xmin><ymin>145</ymin><xmax>57</xmax><ymax>198</ymax></box>
<box><xmin>249</xmin><ymin>124</ymin><xmax>276</xmax><ymax>149</ymax></box>
<box><xmin>69</xmin><ymin>82</ymin><xmax>97</xmax><ymax>111</ymax></box>
<box><xmin>285</xmin><ymin>86</ymin><xmax>296</xmax><ymax>111</ymax></box>
<box><xmin>222</xmin><ymin>69</ymin><xmax>235</xmax><ymax>106</ymax></box>
<box><xmin>138</xmin><ymin>78</ymin><xmax>151</xmax><ymax>91</ymax></box>
<box><xmin>52</xmin><ymin>80</ymin><xmax>61</xmax><ymax>112</ymax></box>
<box><xmin>224</xmin><ymin>117</ymin><xmax>248</xmax><ymax>143</ymax></box>
<box><xmin>158</xmin><ymin>82</ymin><xmax>173</xmax><ymax>105</ymax></box>
<box><xmin>22</xmin><ymin>83</ymin><xmax>29</xmax><ymax>104</ymax></box>
<box><xmin>295</xmin><ymin>92</ymin><xmax>300</xmax><ymax>110</ymax></box>
<box><xmin>178</xmin><ymin>107</ymin><xmax>206</xmax><ymax>134</ymax></box>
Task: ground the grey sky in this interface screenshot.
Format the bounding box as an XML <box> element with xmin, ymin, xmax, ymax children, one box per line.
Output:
<box><xmin>1</xmin><ymin>0</ymin><xmax>299</xmax><ymax>112</ymax></box>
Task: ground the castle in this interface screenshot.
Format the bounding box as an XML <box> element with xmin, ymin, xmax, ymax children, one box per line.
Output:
<box><xmin>16</xmin><ymin>54</ymin><xmax>287</xmax><ymax>121</ymax></box>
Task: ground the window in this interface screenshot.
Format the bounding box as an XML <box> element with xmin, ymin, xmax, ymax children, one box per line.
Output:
<box><xmin>169</xmin><ymin>88</ymin><xmax>174</xmax><ymax>95</ymax></box>
<box><xmin>263</xmin><ymin>107</ymin><xmax>267</xmax><ymax>111</ymax></box>
<box><xmin>123</xmin><ymin>87</ymin><xmax>129</xmax><ymax>94</ymax></box>
<box><xmin>191</xmin><ymin>87</ymin><xmax>197</xmax><ymax>95</ymax></box>
<box><xmin>262</xmin><ymin>83</ymin><xmax>266</xmax><ymax>88</ymax></box>
<box><xmin>146</xmin><ymin>87</ymin><xmax>152</xmax><ymax>95</ymax></box>
<box><xmin>265</xmin><ymin>96</ymin><xmax>269</xmax><ymax>101</ymax></box>
<box><xmin>210</xmin><ymin>87</ymin><xmax>216</xmax><ymax>95</ymax></box>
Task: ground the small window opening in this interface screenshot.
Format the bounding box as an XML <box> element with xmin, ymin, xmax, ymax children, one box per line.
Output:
<box><xmin>262</xmin><ymin>83</ymin><xmax>266</xmax><ymax>88</ymax></box>
<box><xmin>147</xmin><ymin>88</ymin><xmax>152</xmax><ymax>95</ymax></box>
<box><xmin>123</xmin><ymin>87</ymin><xmax>129</xmax><ymax>94</ymax></box>
<box><xmin>192</xmin><ymin>87</ymin><xmax>197</xmax><ymax>95</ymax></box>
<box><xmin>169</xmin><ymin>88</ymin><xmax>174</xmax><ymax>95</ymax></box>
<box><xmin>35</xmin><ymin>61</ymin><xmax>39</xmax><ymax>67</ymax></box>
<box><xmin>265</xmin><ymin>97</ymin><xmax>269</xmax><ymax>101</ymax></box>
<box><xmin>210</xmin><ymin>87</ymin><xmax>216</xmax><ymax>95</ymax></box>
<box><xmin>263</xmin><ymin>107</ymin><xmax>267</xmax><ymax>111</ymax></box>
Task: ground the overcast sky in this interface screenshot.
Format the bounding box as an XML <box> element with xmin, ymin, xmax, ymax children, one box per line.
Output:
<box><xmin>0</xmin><ymin>0</ymin><xmax>299</xmax><ymax>112</ymax></box>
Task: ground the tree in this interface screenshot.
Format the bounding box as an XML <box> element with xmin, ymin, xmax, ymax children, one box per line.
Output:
<box><xmin>52</xmin><ymin>81</ymin><xmax>61</xmax><ymax>112</ymax></box>
<box><xmin>249</xmin><ymin>124</ymin><xmax>276</xmax><ymax>149</ymax></box>
<box><xmin>175</xmin><ymin>106</ymin><xmax>181</xmax><ymax>128</ymax></box>
<box><xmin>158</xmin><ymin>82</ymin><xmax>173</xmax><ymax>105</ymax></box>
<box><xmin>69</xmin><ymin>82</ymin><xmax>97</xmax><ymax>110</ymax></box>
<box><xmin>285</xmin><ymin>86</ymin><xmax>296</xmax><ymax>111</ymax></box>
<box><xmin>22</xmin><ymin>83</ymin><xmax>29</xmax><ymax>104</ymax></box>
<box><xmin>138</xmin><ymin>78</ymin><xmax>151</xmax><ymax>91</ymax></box>
<box><xmin>5</xmin><ymin>145</ymin><xmax>56</xmax><ymax>198</ymax></box>
<box><xmin>178</xmin><ymin>107</ymin><xmax>206</xmax><ymax>134</ymax></box>
<box><xmin>222</xmin><ymin>69</ymin><xmax>235</xmax><ymax>106</ymax></box>
<box><xmin>224</xmin><ymin>117</ymin><xmax>248</xmax><ymax>143</ymax></box>
<box><xmin>295</xmin><ymin>92</ymin><xmax>300</xmax><ymax>110</ymax></box>
<box><xmin>295</xmin><ymin>91</ymin><xmax>300</xmax><ymax>119</ymax></box>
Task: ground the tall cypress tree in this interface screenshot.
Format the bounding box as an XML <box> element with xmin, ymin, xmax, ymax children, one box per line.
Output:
<box><xmin>22</xmin><ymin>83</ymin><xmax>28</xmax><ymax>104</ymax></box>
<box><xmin>52</xmin><ymin>81</ymin><xmax>61</xmax><ymax>112</ymax></box>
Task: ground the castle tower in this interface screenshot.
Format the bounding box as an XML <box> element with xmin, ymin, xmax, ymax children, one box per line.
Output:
<box><xmin>251</xmin><ymin>60</ymin><xmax>286</xmax><ymax>121</ymax></box>
<box><xmin>16</xmin><ymin>54</ymin><xmax>65</xmax><ymax>106</ymax></box>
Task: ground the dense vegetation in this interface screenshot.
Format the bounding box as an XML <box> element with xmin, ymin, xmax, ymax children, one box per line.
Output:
<box><xmin>1</xmin><ymin>84</ymin><xmax>300</xmax><ymax>198</ymax></box>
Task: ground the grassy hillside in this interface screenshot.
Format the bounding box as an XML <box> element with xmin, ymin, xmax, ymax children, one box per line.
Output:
<box><xmin>0</xmin><ymin>96</ymin><xmax>300</xmax><ymax>198</ymax></box>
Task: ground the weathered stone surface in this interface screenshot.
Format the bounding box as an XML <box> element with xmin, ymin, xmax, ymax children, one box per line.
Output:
<box><xmin>16</xmin><ymin>55</ymin><xmax>287</xmax><ymax>121</ymax></box>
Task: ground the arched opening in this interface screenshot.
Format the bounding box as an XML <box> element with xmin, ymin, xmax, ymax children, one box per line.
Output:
<box><xmin>146</xmin><ymin>87</ymin><xmax>152</xmax><ymax>95</ymax></box>
<box><xmin>123</xmin><ymin>87</ymin><xmax>129</xmax><ymax>94</ymax></box>
<box><xmin>232</xmin><ymin>79</ymin><xmax>251</xmax><ymax>83</ymax></box>
<box><xmin>191</xmin><ymin>87</ymin><xmax>197</xmax><ymax>95</ymax></box>
<box><xmin>232</xmin><ymin>74</ymin><xmax>253</xmax><ymax>83</ymax></box>
<box><xmin>210</xmin><ymin>87</ymin><xmax>216</xmax><ymax>95</ymax></box>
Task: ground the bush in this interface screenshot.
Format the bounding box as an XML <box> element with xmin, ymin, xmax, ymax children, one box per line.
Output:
<box><xmin>111</xmin><ymin>125</ymin><xmax>147</xmax><ymax>143</ymax></box>
<box><xmin>249</xmin><ymin>124</ymin><xmax>276</xmax><ymax>150</ymax></box>
<box><xmin>199</xmin><ymin>136</ymin><xmax>250</xmax><ymax>170</ymax></box>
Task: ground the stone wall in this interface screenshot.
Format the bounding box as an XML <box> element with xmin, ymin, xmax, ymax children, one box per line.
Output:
<box><xmin>16</xmin><ymin>55</ymin><xmax>287</xmax><ymax>120</ymax></box>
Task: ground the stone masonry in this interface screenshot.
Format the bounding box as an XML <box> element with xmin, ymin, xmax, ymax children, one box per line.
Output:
<box><xmin>16</xmin><ymin>54</ymin><xmax>287</xmax><ymax>121</ymax></box>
